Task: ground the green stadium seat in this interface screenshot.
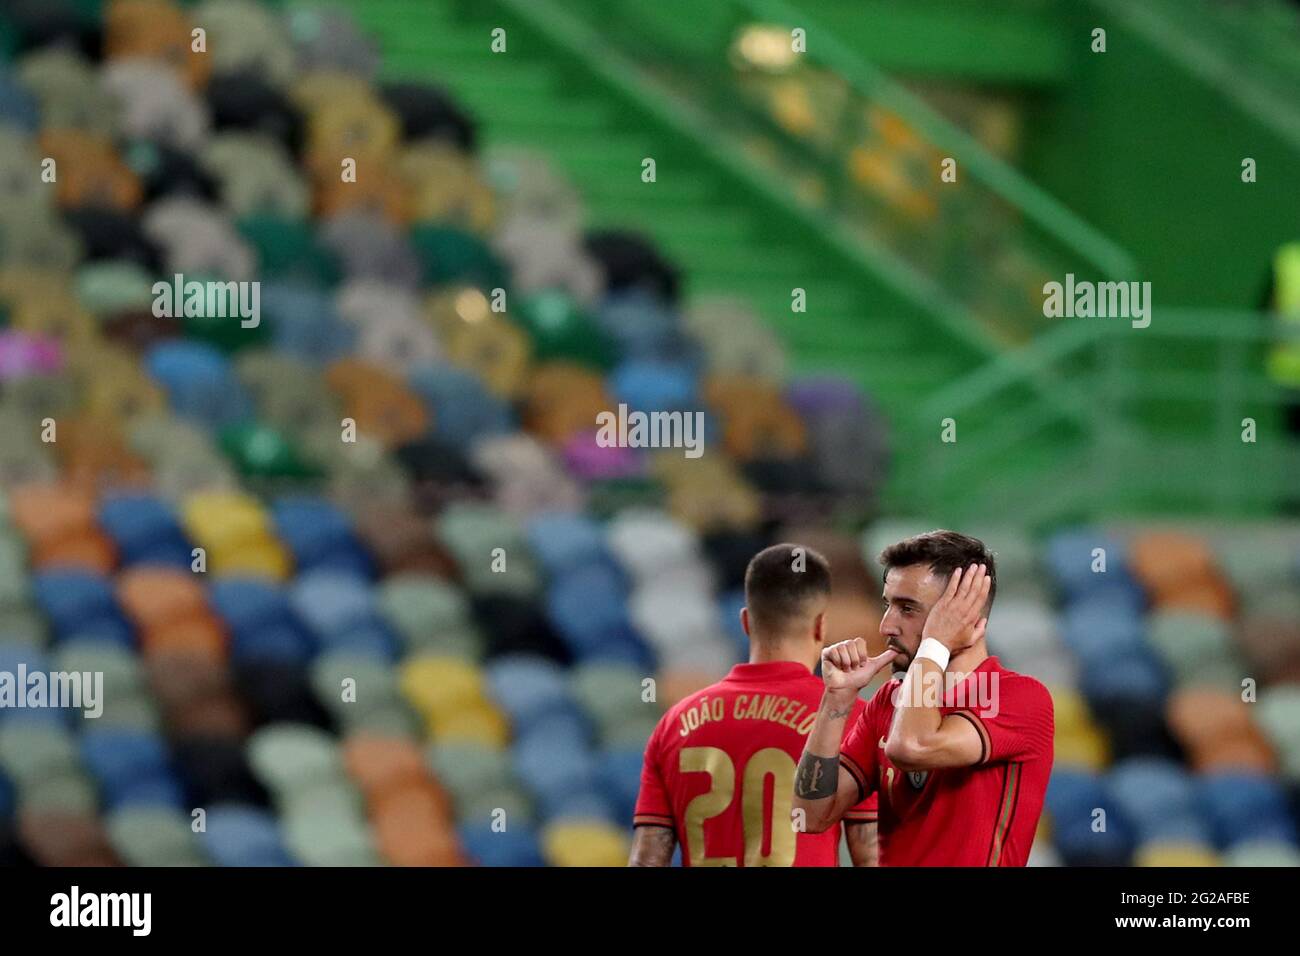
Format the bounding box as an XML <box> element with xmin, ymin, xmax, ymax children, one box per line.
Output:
<box><xmin>247</xmin><ymin>723</ymin><xmax>345</xmax><ymax>798</ymax></box>
<box><xmin>107</xmin><ymin>805</ymin><xmax>208</xmax><ymax>866</ymax></box>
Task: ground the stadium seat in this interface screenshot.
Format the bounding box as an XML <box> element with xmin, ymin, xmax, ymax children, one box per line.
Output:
<box><xmin>201</xmin><ymin>804</ymin><xmax>296</xmax><ymax>866</ymax></box>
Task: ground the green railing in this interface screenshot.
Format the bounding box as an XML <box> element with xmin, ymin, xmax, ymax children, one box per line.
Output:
<box><xmin>896</xmin><ymin>310</ymin><xmax>1300</xmax><ymax>524</ymax></box>
<box><xmin>352</xmin><ymin>0</ymin><xmax>1295</xmax><ymax>523</ymax></box>
<box><xmin>1090</xmin><ymin>0</ymin><xmax>1300</xmax><ymax>153</ymax></box>
<box><xmin>546</xmin><ymin>0</ymin><xmax>1137</xmax><ymax>347</ymax></box>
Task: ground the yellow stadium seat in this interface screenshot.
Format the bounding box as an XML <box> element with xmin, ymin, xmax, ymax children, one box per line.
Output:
<box><xmin>1134</xmin><ymin>842</ymin><xmax>1221</xmax><ymax>867</ymax></box>
<box><xmin>398</xmin><ymin>656</ymin><xmax>487</xmax><ymax>720</ymax></box>
<box><xmin>208</xmin><ymin>536</ymin><xmax>292</xmax><ymax>581</ymax></box>
<box><xmin>428</xmin><ymin>704</ymin><xmax>510</xmax><ymax>749</ymax></box>
<box><xmin>1049</xmin><ymin>687</ymin><xmax>1096</xmax><ymax>736</ymax></box>
<box><xmin>1053</xmin><ymin>727</ymin><xmax>1111</xmax><ymax>771</ymax></box>
<box><xmin>542</xmin><ymin>821</ymin><xmax>630</xmax><ymax>867</ymax></box>
<box><xmin>182</xmin><ymin>490</ymin><xmax>270</xmax><ymax>549</ymax></box>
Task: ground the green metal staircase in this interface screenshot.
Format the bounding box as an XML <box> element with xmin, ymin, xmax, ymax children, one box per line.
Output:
<box><xmin>338</xmin><ymin>0</ymin><xmax>1296</xmax><ymax>524</ymax></box>
<box><xmin>340</xmin><ymin>0</ymin><xmax>1095</xmax><ymax>513</ymax></box>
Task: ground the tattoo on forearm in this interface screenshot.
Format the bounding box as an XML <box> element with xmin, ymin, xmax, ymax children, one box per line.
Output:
<box><xmin>794</xmin><ymin>753</ymin><xmax>840</xmax><ymax>799</ymax></box>
<box><xmin>822</xmin><ymin>699</ymin><xmax>854</xmax><ymax>719</ymax></box>
<box><xmin>629</xmin><ymin>826</ymin><xmax>676</xmax><ymax>867</ymax></box>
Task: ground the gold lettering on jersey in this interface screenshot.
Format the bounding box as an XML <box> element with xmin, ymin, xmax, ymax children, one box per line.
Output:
<box><xmin>678</xmin><ymin>694</ymin><xmax>819</xmax><ymax>738</ymax></box>
<box><xmin>678</xmin><ymin>696</ymin><xmax>726</xmax><ymax>737</ymax></box>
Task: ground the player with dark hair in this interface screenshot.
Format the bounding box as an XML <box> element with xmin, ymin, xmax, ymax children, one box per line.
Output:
<box><xmin>792</xmin><ymin>530</ymin><xmax>1054</xmax><ymax>866</ymax></box>
<box><xmin>629</xmin><ymin>543</ymin><xmax>879</xmax><ymax>866</ymax></box>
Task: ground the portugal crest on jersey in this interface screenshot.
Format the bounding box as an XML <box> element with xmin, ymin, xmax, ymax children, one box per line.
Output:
<box><xmin>907</xmin><ymin>769</ymin><xmax>929</xmax><ymax>790</ymax></box>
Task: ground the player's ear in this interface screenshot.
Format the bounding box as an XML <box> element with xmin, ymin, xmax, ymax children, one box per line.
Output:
<box><xmin>740</xmin><ymin>606</ymin><xmax>751</xmax><ymax>637</ymax></box>
<box><xmin>812</xmin><ymin>611</ymin><xmax>825</xmax><ymax>644</ymax></box>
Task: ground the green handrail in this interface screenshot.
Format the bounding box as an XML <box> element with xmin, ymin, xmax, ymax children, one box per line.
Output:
<box><xmin>742</xmin><ymin>0</ymin><xmax>1138</xmax><ymax>280</ymax></box>
<box><xmin>1088</xmin><ymin>0</ymin><xmax>1300</xmax><ymax>153</ymax></box>
<box><xmin>903</xmin><ymin>309</ymin><xmax>1299</xmax><ymax>522</ymax></box>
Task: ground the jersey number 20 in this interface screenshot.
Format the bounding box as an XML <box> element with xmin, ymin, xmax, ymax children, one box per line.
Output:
<box><xmin>680</xmin><ymin>746</ymin><xmax>797</xmax><ymax>866</ymax></box>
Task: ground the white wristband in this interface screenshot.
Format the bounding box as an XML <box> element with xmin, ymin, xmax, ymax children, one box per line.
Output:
<box><xmin>915</xmin><ymin>638</ymin><xmax>951</xmax><ymax>672</ymax></box>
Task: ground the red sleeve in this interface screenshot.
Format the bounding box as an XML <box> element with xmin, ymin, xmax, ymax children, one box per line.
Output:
<box><xmin>632</xmin><ymin>714</ymin><xmax>675</xmax><ymax>828</ymax></box>
<box><xmin>958</xmin><ymin>676</ymin><xmax>1054</xmax><ymax>765</ymax></box>
<box><xmin>841</xmin><ymin>697</ymin><xmax>878</xmax><ymax>822</ymax></box>
<box><xmin>839</xmin><ymin>688</ymin><xmax>886</xmax><ymax>804</ymax></box>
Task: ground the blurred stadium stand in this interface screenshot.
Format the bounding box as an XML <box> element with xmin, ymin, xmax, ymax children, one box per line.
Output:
<box><xmin>0</xmin><ymin>0</ymin><xmax>1297</xmax><ymax>867</ymax></box>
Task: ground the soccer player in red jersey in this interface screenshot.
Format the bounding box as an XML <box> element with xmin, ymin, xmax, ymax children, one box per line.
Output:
<box><xmin>628</xmin><ymin>544</ymin><xmax>884</xmax><ymax>866</ymax></box>
<box><xmin>793</xmin><ymin>531</ymin><xmax>1055</xmax><ymax>866</ymax></box>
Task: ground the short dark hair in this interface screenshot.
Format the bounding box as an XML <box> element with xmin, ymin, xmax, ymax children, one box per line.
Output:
<box><xmin>878</xmin><ymin>530</ymin><xmax>997</xmax><ymax>611</ymax></box>
<box><xmin>744</xmin><ymin>543</ymin><xmax>832</xmax><ymax>636</ymax></box>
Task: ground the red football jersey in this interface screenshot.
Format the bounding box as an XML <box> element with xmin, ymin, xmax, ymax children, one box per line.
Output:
<box><xmin>634</xmin><ymin>660</ymin><xmax>877</xmax><ymax>866</ymax></box>
<box><xmin>840</xmin><ymin>656</ymin><xmax>1054</xmax><ymax>866</ymax></box>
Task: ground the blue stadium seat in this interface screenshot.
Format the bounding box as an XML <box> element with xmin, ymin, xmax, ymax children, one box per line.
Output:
<box><xmin>608</xmin><ymin>357</ymin><xmax>698</xmax><ymax>414</ymax></box>
<box><xmin>513</xmin><ymin>711</ymin><xmax>599</xmax><ymax>814</ymax></box>
<box><xmin>571</xmin><ymin>622</ymin><xmax>655</xmax><ymax>670</ymax></box>
<box><xmin>261</xmin><ymin>280</ymin><xmax>356</xmax><ymax>362</ymax></box>
<box><xmin>230</xmin><ymin>623</ymin><xmax>314</xmax><ymax>665</ymax></box>
<box><xmin>98</xmin><ymin>494</ymin><xmax>191</xmax><ymax>567</ymax></box>
<box><xmin>1079</xmin><ymin>650</ymin><xmax>1169</xmax><ymax>707</ymax></box>
<box><xmin>313</xmin><ymin>620</ymin><xmax>400</xmax><ymax>663</ymax></box>
<box><xmin>545</xmin><ymin>561</ymin><xmax>630</xmax><ymax>655</ymax></box>
<box><xmin>407</xmin><ymin>362</ymin><xmax>513</xmax><ymax>448</ymax></box>
<box><xmin>1045</xmin><ymin>529</ymin><xmax>1133</xmax><ymax>600</ymax></box>
<box><xmin>56</xmin><ymin>616</ymin><xmax>136</xmax><ymax>650</ymax></box>
<box><xmin>289</xmin><ymin>569</ymin><xmax>377</xmax><ymax>640</ymax></box>
<box><xmin>525</xmin><ymin>513</ymin><xmax>609</xmax><ymax>577</ymax></box>
<box><xmin>598</xmin><ymin>747</ymin><xmax>644</xmax><ymax>823</ymax></box>
<box><xmin>145</xmin><ymin>340</ymin><xmax>253</xmax><ymax>428</ymax></box>
<box><xmin>1045</xmin><ymin>768</ymin><xmax>1136</xmax><ymax>866</ymax></box>
<box><xmin>202</xmin><ymin>805</ymin><xmax>297</xmax><ymax>867</ymax></box>
<box><xmin>1060</xmin><ymin>594</ymin><xmax>1146</xmax><ymax>664</ymax></box>
<box><xmin>485</xmin><ymin>654</ymin><xmax>577</xmax><ymax>726</ymax></box>
<box><xmin>717</xmin><ymin>588</ymin><xmax>749</xmax><ymax>659</ymax></box>
<box><xmin>0</xmin><ymin>643</ymin><xmax>50</xmax><ymax>679</ymax></box>
<box><xmin>107</xmin><ymin>775</ymin><xmax>187</xmax><ymax>812</ymax></box>
<box><xmin>1108</xmin><ymin>758</ymin><xmax>1212</xmax><ymax>845</ymax></box>
<box><xmin>79</xmin><ymin>729</ymin><xmax>174</xmax><ymax>808</ymax></box>
<box><xmin>457</xmin><ymin>822</ymin><xmax>545</xmax><ymax>867</ymax></box>
<box><xmin>31</xmin><ymin>570</ymin><xmax>119</xmax><ymax>638</ymax></box>
<box><xmin>208</xmin><ymin>577</ymin><xmax>294</xmax><ymax>632</ymax></box>
<box><xmin>1200</xmin><ymin>772</ymin><xmax>1298</xmax><ymax>848</ymax></box>
<box><xmin>271</xmin><ymin>496</ymin><xmax>371</xmax><ymax>576</ymax></box>
<box><xmin>593</xmin><ymin>291</ymin><xmax>699</xmax><ymax>364</ymax></box>
<box><xmin>0</xmin><ymin>67</ymin><xmax>40</xmax><ymax>131</ymax></box>
<box><xmin>542</xmin><ymin>789</ymin><xmax>619</xmax><ymax>824</ymax></box>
